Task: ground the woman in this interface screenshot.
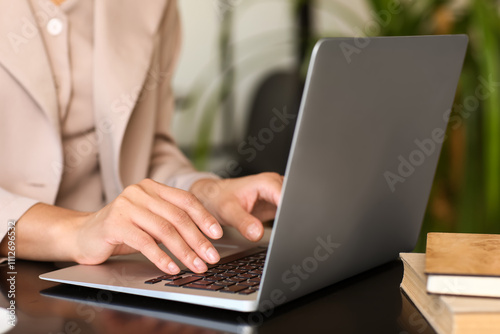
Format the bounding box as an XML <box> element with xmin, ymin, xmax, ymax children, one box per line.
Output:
<box><xmin>0</xmin><ymin>0</ymin><xmax>283</xmax><ymax>274</ymax></box>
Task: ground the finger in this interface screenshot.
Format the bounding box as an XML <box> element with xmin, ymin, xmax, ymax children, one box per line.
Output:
<box><xmin>252</xmin><ymin>201</ymin><xmax>278</xmax><ymax>222</ymax></box>
<box><xmin>165</xmin><ymin>189</ymin><xmax>223</xmax><ymax>239</ymax></box>
<box><xmin>129</xmin><ymin>206</ymin><xmax>210</xmax><ymax>273</ymax></box>
<box><xmin>254</xmin><ymin>173</ymin><xmax>284</xmax><ymax>206</ymax></box>
<box><xmin>219</xmin><ymin>200</ymin><xmax>264</xmax><ymax>241</ymax></box>
<box><xmin>140</xmin><ymin>180</ymin><xmax>223</xmax><ymax>240</ymax></box>
<box><xmin>120</xmin><ymin>225</ymin><xmax>180</xmax><ymax>274</ymax></box>
<box><xmin>145</xmin><ymin>198</ymin><xmax>221</xmax><ymax>264</ymax></box>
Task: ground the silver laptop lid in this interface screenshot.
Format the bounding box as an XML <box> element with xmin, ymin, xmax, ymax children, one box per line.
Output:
<box><xmin>258</xmin><ymin>35</ymin><xmax>467</xmax><ymax>309</ymax></box>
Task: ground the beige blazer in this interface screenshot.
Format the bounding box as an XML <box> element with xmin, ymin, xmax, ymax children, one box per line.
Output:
<box><xmin>0</xmin><ymin>0</ymin><xmax>209</xmax><ymax>237</ymax></box>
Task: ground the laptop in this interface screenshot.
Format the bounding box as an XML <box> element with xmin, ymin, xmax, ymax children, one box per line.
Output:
<box><xmin>40</xmin><ymin>35</ymin><xmax>468</xmax><ymax>313</ymax></box>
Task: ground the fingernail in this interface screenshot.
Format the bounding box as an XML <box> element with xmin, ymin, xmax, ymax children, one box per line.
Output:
<box><xmin>206</xmin><ymin>247</ymin><xmax>220</xmax><ymax>263</ymax></box>
<box><xmin>247</xmin><ymin>223</ymin><xmax>261</xmax><ymax>240</ymax></box>
<box><xmin>168</xmin><ymin>262</ymin><xmax>180</xmax><ymax>274</ymax></box>
<box><xmin>194</xmin><ymin>257</ymin><xmax>207</xmax><ymax>272</ymax></box>
<box><xmin>209</xmin><ymin>223</ymin><xmax>223</xmax><ymax>239</ymax></box>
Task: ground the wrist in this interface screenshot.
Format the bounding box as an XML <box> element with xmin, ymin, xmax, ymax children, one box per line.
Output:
<box><xmin>41</xmin><ymin>205</ymin><xmax>90</xmax><ymax>263</ymax></box>
<box><xmin>64</xmin><ymin>210</ymin><xmax>91</xmax><ymax>263</ymax></box>
<box><xmin>190</xmin><ymin>178</ymin><xmax>223</xmax><ymax>204</ymax></box>
<box><xmin>8</xmin><ymin>203</ymin><xmax>91</xmax><ymax>262</ymax></box>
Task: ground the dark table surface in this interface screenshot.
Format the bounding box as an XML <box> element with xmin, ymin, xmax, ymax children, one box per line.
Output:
<box><xmin>0</xmin><ymin>258</ymin><xmax>436</xmax><ymax>334</ymax></box>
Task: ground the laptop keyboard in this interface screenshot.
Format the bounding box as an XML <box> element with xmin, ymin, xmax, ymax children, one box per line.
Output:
<box><xmin>144</xmin><ymin>248</ymin><xmax>267</xmax><ymax>295</ymax></box>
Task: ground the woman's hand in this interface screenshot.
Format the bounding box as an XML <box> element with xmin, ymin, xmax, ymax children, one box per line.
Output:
<box><xmin>75</xmin><ymin>173</ymin><xmax>283</xmax><ymax>273</ymax></box>
<box><xmin>190</xmin><ymin>172</ymin><xmax>284</xmax><ymax>242</ymax></box>
<box><xmin>73</xmin><ymin>179</ymin><xmax>223</xmax><ymax>274</ymax></box>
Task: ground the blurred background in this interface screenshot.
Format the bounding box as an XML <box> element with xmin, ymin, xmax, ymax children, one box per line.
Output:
<box><xmin>172</xmin><ymin>0</ymin><xmax>500</xmax><ymax>252</ymax></box>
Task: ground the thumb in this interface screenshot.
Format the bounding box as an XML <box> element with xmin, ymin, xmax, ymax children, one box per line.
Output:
<box><xmin>218</xmin><ymin>200</ymin><xmax>264</xmax><ymax>241</ymax></box>
<box><xmin>254</xmin><ymin>174</ymin><xmax>283</xmax><ymax>207</ymax></box>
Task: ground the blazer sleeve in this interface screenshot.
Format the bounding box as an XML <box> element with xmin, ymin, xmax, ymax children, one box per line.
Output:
<box><xmin>0</xmin><ymin>188</ymin><xmax>39</xmax><ymax>237</ymax></box>
<box><xmin>147</xmin><ymin>0</ymin><xmax>219</xmax><ymax>191</ymax></box>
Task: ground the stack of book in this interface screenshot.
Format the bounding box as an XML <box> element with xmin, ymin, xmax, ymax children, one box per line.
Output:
<box><xmin>400</xmin><ymin>233</ymin><xmax>500</xmax><ymax>334</ymax></box>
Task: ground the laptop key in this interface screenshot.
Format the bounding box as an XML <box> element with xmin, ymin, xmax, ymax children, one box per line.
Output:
<box><xmin>157</xmin><ymin>271</ymin><xmax>185</xmax><ymax>280</ymax></box>
<box><xmin>217</xmin><ymin>265</ymin><xmax>235</xmax><ymax>270</ymax></box>
<box><xmin>164</xmin><ymin>276</ymin><xmax>201</xmax><ymax>287</ymax></box>
<box><xmin>238</xmin><ymin>288</ymin><xmax>257</xmax><ymax>295</ymax></box>
<box><xmin>192</xmin><ymin>272</ymin><xmax>214</xmax><ymax>278</ymax></box>
<box><xmin>213</xmin><ymin>280</ymin><xmax>236</xmax><ymax>287</ymax></box>
<box><xmin>239</xmin><ymin>266</ymin><xmax>257</xmax><ymax>270</ymax></box>
<box><xmin>157</xmin><ymin>275</ymin><xmax>171</xmax><ymax>280</ymax></box>
<box><xmin>205</xmin><ymin>276</ymin><xmax>225</xmax><ymax>282</ymax></box>
<box><xmin>238</xmin><ymin>273</ymin><xmax>257</xmax><ymax>279</ymax></box>
<box><xmin>236</xmin><ymin>261</ymin><xmax>251</xmax><ymax>266</ymax></box>
<box><xmin>191</xmin><ymin>280</ymin><xmax>213</xmax><ymax>286</ymax></box>
<box><xmin>227</xmin><ymin>277</ymin><xmax>246</xmax><ymax>283</ymax></box>
<box><xmin>183</xmin><ymin>283</ymin><xmax>224</xmax><ymax>291</ymax></box>
<box><xmin>239</xmin><ymin>281</ymin><xmax>258</xmax><ymax>287</ymax></box>
<box><xmin>225</xmin><ymin>261</ymin><xmax>240</xmax><ymax>266</ymax></box>
<box><xmin>248</xmin><ymin>270</ymin><xmax>262</xmax><ymax>275</ymax></box>
<box><xmin>228</xmin><ymin>269</ymin><xmax>248</xmax><ymax>274</ymax></box>
<box><xmin>160</xmin><ymin>275</ymin><xmax>183</xmax><ymax>281</ymax></box>
<box><xmin>218</xmin><ymin>272</ymin><xmax>236</xmax><ymax>278</ymax></box>
<box><xmin>207</xmin><ymin>269</ymin><xmax>224</xmax><ymax>274</ymax></box>
<box><xmin>219</xmin><ymin>285</ymin><xmax>248</xmax><ymax>293</ymax></box>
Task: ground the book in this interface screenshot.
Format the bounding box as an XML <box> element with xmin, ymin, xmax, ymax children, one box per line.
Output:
<box><xmin>400</xmin><ymin>252</ymin><xmax>500</xmax><ymax>334</ymax></box>
<box><xmin>425</xmin><ymin>232</ymin><xmax>500</xmax><ymax>297</ymax></box>
<box><xmin>398</xmin><ymin>289</ymin><xmax>436</xmax><ymax>334</ymax></box>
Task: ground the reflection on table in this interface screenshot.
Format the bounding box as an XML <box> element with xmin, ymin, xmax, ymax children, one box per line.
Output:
<box><xmin>0</xmin><ymin>257</ymin><xmax>435</xmax><ymax>334</ymax></box>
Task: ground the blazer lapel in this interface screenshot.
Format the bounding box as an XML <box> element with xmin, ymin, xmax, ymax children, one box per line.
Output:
<box><xmin>0</xmin><ymin>0</ymin><xmax>59</xmax><ymax>134</ymax></box>
<box><xmin>93</xmin><ymin>0</ymin><xmax>168</xmax><ymax>200</ymax></box>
